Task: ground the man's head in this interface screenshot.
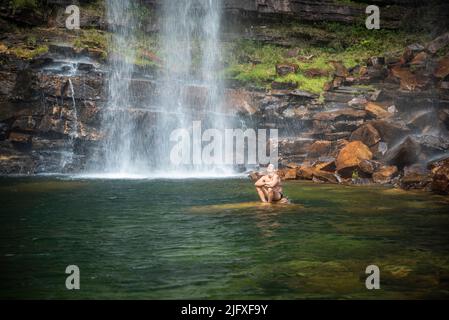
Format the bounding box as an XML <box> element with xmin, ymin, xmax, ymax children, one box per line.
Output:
<box><xmin>266</xmin><ymin>164</ymin><xmax>275</xmax><ymax>177</ymax></box>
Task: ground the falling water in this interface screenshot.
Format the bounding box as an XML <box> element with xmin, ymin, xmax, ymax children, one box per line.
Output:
<box><xmin>60</xmin><ymin>70</ymin><xmax>79</xmax><ymax>170</ymax></box>
<box><xmin>100</xmin><ymin>0</ymin><xmax>139</xmax><ymax>174</ymax></box>
<box><xmin>152</xmin><ymin>0</ymin><xmax>231</xmax><ymax>175</ymax></box>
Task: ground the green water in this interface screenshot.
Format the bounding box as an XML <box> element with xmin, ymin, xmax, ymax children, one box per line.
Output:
<box><xmin>0</xmin><ymin>177</ymin><xmax>449</xmax><ymax>299</ymax></box>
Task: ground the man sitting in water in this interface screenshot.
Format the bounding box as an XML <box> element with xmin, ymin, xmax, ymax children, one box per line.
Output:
<box><xmin>254</xmin><ymin>164</ymin><xmax>285</xmax><ymax>203</ymax></box>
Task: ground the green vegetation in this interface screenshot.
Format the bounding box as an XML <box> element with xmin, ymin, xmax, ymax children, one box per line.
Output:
<box><xmin>10</xmin><ymin>0</ymin><xmax>37</xmax><ymax>10</ymax></box>
<box><xmin>223</xmin><ymin>22</ymin><xmax>430</xmax><ymax>94</ymax></box>
<box><xmin>7</xmin><ymin>44</ymin><xmax>48</xmax><ymax>59</ymax></box>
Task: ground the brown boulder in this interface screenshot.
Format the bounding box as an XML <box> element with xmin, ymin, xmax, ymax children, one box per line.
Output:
<box><xmin>350</xmin><ymin>123</ymin><xmax>381</xmax><ymax>147</ymax></box>
<box><xmin>434</xmin><ymin>56</ymin><xmax>449</xmax><ymax>79</ymax></box>
<box><xmin>426</xmin><ymin>32</ymin><xmax>449</xmax><ymax>54</ymax></box>
<box><xmin>365</xmin><ymin>102</ymin><xmax>390</xmax><ymax>119</ymax></box>
<box><xmin>278</xmin><ymin>168</ymin><xmax>298</xmax><ymax>180</ymax></box>
<box><xmin>297</xmin><ymin>166</ymin><xmax>337</xmax><ymax>183</ymax></box>
<box><xmin>429</xmin><ymin>157</ymin><xmax>449</xmax><ymax>194</ymax></box>
<box><xmin>390</xmin><ymin>66</ymin><xmax>428</xmax><ymax>91</ymax></box>
<box><xmin>369</xmin><ymin>120</ymin><xmax>411</xmax><ymax>145</ymax></box>
<box><xmin>372</xmin><ymin>165</ymin><xmax>398</xmax><ymax>184</ymax></box>
<box><xmin>336</xmin><ymin>141</ymin><xmax>373</xmax><ymax>178</ymax></box>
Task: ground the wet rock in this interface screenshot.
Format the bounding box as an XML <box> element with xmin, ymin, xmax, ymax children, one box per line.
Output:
<box><xmin>438</xmin><ymin>109</ymin><xmax>449</xmax><ymax>131</ymax></box>
<box><xmin>290</xmin><ymin>89</ymin><xmax>318</xmax><ymax>99</ymax></box>
<box><xmin>336</xmin><ymin>141</ymin><xmax>373</xmax><ymax>178</ymax></box>
<box><xmin>372</xmin><ymin>165</ymin><xmax>398</xmax><ymax>184</ymax></box>
<box><xmin>307</xmin><ymin>140</ymin><xmax>332</xmax><ymax>157</ymax></box>
<box><xmin>390</xmin><ymin>66</ymin><xmax>429</xmax><ymax>91</ymax></box>
<box><xmin>413</xmin><ymin>135</ymin><xmax>449</xmax><ymax>156</ymax></box>
<box><xmin>365</xmin><ymin>102</ymin><xmax>390</xmax><ymax>119</ymax></box>
<box><xmin>348</xmin><ymin>97</ymin><xmax>368</xmax><ymax>108</ymax></box>
<box><xmin>313</xmin><ymin>108</ymin><xmax>366</xmax><ymax>121</ymax></box>
<box><xmin>271</xmin><ymin>81</ymin><xmax>297</xmax><ymax>90</ymax></box>
<box><xmin>359</xmin><ymin>159</ymin><xmax>381</xmax><ymax>175</ymax></box>
<box><xmin>407</xmin><ymin>111</ymin><xmax>438</xmax><ymax>133</ymax></box>
<box><xmin>278</xmin><ymin>168</ymin><xmax>298</xmax><ymax>180</ymax></box>
<box><xmin>426</xmin><ymin>32</ymin><xmax>449</xmax><ymax>54</ymax></box>
<box><xmin>400</xmin><ymin>164</ymin><xmax>432</xmax><ymax>190</ymax></box>
<box><xmin>275</xmin><ymin>63</ymin><xmax>299</xmax><ymax>76</ymax></box>
<box><xmin>312</xmin><ymin>170</ymin><xmax>338</xmax><ymax>184</ymax></box>
<box><xmin>297</xmin><ymin>166</ymin><xmax>338</xmax><ymax>183</ymax></box>
<box><xmin>428</xmin><ymin>156</ymin><xmax>449</xmax><ymax>194</ymax></box>
<box><xmin>369</xmin><ymin>120</ymin><xmax>411</xmax><ymax>145</ymax></box>
<box><xmin>350</xmin><ymin>123</ymin><xmax>381</xmax><ymax>147</ymax></box>
<box><xmin>434</xmin><ymin>56</ymin><xmax>449</xmax><ymax>79</ymax></box>
<box><xmin>384</xmin><ymin>136</ymin><xmax>421</xmax><ymax>169</ymax></box>
<box><xmin>330</xmin><ymin>61</ymin><xmax>348</xmax><ymax>78</ymax></box>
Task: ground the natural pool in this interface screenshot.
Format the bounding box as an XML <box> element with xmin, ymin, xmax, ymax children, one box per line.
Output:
<box><xmin>0</xmin><ymin>176</ymin><xmax>448</xmax><ymax>299</ymax></box>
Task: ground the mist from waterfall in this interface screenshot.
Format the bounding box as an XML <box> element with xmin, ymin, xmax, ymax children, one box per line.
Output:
<box><xmin>101</xmin><ymin>0</ymin><xmax>139</xmax><ymax>174</ymax></box>
<box><xmin>95</xmin><ymin>0</ymin><xmax>234</xmax><ymax>178</ymax></box>
<box><xmin>153</xmin><ymin>0</ymin><xmax>231</xmax><ymax>175</ymax></box>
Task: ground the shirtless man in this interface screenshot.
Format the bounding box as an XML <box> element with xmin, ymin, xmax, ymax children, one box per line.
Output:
<box><xmin>254</xmin><ymin>164</ymin><xmax>284</xmax><ymax>203</ymax></box>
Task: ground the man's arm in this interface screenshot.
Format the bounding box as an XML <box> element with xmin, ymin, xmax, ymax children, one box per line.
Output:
<box><xmin>254</xmin><ymin>176</ymin><xmax>268</xmax><ymax>187</ymax></box>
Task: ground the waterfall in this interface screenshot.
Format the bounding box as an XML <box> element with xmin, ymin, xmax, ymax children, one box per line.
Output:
<box><xmin>153</xmin><ymin>0</ymin><xmax>231</xmax><ymax>175</ymax></box>
<box><xmin>96</xmin><ymin>0</ymin><xmax>233</xmax><ymax>177</ymax></box>
<box><xmin>101</xmin><ymin>0</ymin><xmax>138</xmax><ymax>174</ymax></box>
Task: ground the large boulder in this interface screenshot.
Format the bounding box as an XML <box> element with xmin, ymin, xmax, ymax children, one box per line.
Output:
<box><xmin>349</xmin><ymin>123</ymin><xmax>381</xmax><ymax>147</ymax></box>
<box><xmin>336</xmin><ymin>141</ymin><xmax>373</xmax><ymax>178</ymax></box>
<box><xmin>384</xmin><ymin>136</ymin><xmax>421</xmax><ymax>169</ymax></box>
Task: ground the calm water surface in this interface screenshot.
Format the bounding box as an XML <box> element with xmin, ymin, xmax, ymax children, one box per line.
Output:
<box><xmin>0</xmin><ymin>177</ymin><xmax>448</xmax><ymax>299</ymax></box>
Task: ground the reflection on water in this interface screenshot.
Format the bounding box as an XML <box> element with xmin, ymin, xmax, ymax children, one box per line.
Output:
<box><xmin>0</xmin><ymin>177</ymin><xmax>448</xmax><ymax>299</ymax></box>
